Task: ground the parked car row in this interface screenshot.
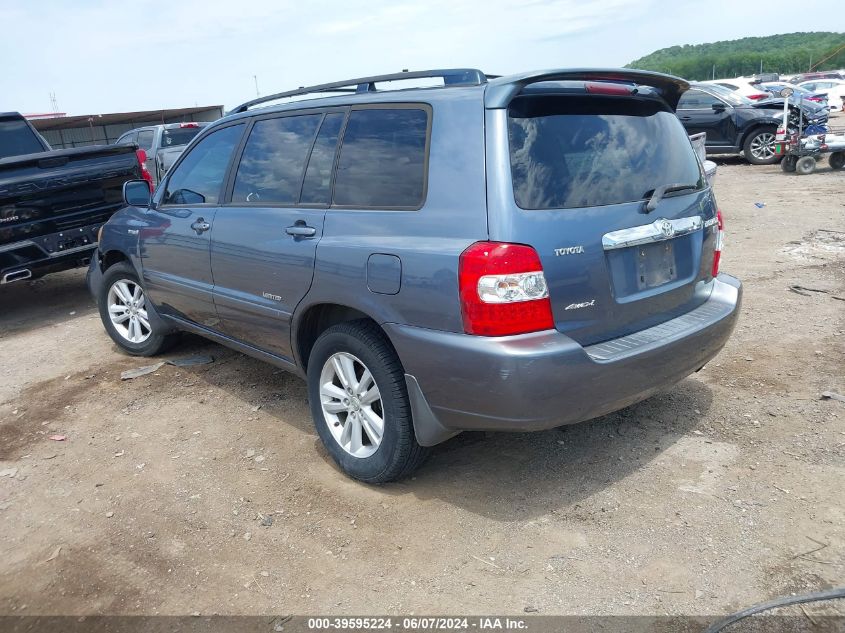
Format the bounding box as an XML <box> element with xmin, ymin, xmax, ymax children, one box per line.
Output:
<box><xmin>759</xmin><ymin>82</ymin><xmax>830</xmax><ymax>109</ymax></box>
<box><xmin>795</xmin><ymin>78</ymin><xmax>845</xmax><ymax>111</ymax></box>
<box><xmin>786</xmin><ymin>70</ymin><xmax>844</xmax><ymax>84</ymax></box>
<box><xmin>705</xmin><ymin>74</ymin><xmax>845</xmax><ymax>111</ymax></box>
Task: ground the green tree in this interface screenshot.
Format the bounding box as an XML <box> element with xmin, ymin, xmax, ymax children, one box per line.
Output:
<box><xmin>626</xmin><ymin>32</ymin><xmax>845</xmax><ymax>79</ymax></box>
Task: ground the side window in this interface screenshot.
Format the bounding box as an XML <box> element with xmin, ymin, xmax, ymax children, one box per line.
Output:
<box><xmin>117</xmin><ymin>132</ymin><xmax>136</xmax><ymax>145</ymax></box>
<box><xmin>333</xmin><ymin>108</ymin><xmax>428</xmax><ymax>208</ymax></box>
<box><xmin>678</xmin><ymin>90</ymin><xmax>721</xmax><ymax>109</ymax></box>
<box><xmin>232</xmin><ymin>114</ymin><xmax>321</xmax><ymax>204</ymax></box>
<box><xmin>300</xmin><ymin>112</ymin><xmax>345</xmax><ymax>205</ymax></box>
<box><xmin>162</xmin><ymin>124</ymin><xmax>243</xmax><ymax>206</ymax></box>
<box><xmin>137</xmin><ymin>130</ymin><xmax>154</xmax><ymax>151</ymax></box>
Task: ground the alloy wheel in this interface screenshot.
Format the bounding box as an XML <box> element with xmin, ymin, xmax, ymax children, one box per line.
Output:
<box><xmin>319</xmin><ymin>352</ymin><xmax>384</xmax><ymax>458</ymax></box>
<box><xmin>750</xmin><ymin>132</ymin><xmax>776</xmax><ymax>160</ymax></box>
<box><xmin>107</xmin><ymin>279</ymin><xmax>152</xmax><ymax>344</ymax></box>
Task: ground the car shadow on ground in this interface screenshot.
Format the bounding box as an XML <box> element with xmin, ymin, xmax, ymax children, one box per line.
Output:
<box><xmin>176</xmin><ymin>335</ymin><xmax>713</xmax><ymax>520</ymax></box>
<box><xmin>162</xmin><ymin>334</ymin><xmax>316</xmax><ymax>436</ymax></box>
<box><xmin>709</xmin><ymin>155</ymin><xmax>747</xmax><ymax>166</ymax></box>
<box><xmin>0</xmin><ymin>268</ymin><xmax>95</xmax><ymax>337</ymax></box>
<box><xmin>389</xmin><ymin>378</ymin><xmax>713</xmax><ymax>520</ymax></box>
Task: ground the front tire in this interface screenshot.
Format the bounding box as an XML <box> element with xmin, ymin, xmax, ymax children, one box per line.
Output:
<box><xmin>307</xmin><ymin>320</ymin><xmax>428</xmax><ymax>483</ymax></box>
<box><xmin>97</xmin><ymin>262</ymin><xmax>178</xmax><ymax>356</ymax></box>
<box><xmin>743</xmin><ymin>127</ymin><xmax>778</xmax><ymax>165</ymax></box>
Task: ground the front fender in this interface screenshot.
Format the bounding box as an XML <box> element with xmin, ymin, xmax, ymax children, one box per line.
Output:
<box><xmin>87</xmin><ymin>248</ymin><xmax>176</xmax><ymax>335</ymax></box>
<box><xmin>737</xmin><ymin>119</ymin><xmax>780</xmax><ymax>148</ymax></box>
<box><xmin>97</xmin><ymin>206</ymin><xmax>148</xmax><ymax>273</ymax></box>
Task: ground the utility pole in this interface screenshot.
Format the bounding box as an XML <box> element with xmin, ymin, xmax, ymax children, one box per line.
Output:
<box><xmin>760</xmin><ymin>59</ymin><xmax>763</xmax><ymax>74</ymax></box>
<box><xmin>712</xmin><ymin>64</ymin><xmax>716</xmax><ymax>80</ymax></box>
<box><xmin>253</xmin><ymin>75</ymin><xmax>260</xmax><ymax>98</ymax></box>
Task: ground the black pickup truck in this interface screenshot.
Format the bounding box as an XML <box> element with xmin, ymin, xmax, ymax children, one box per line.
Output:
<box><xmin>0</xmin><ymin>112</ymin><xmax>149</xmax><ymax>284</ymax></box>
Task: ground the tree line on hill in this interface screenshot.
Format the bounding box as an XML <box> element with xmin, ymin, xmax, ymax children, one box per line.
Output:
<box><xmin>626</xmin><ymin>32</ymin><xmax>845</xmax><ymax>80</ymax></box>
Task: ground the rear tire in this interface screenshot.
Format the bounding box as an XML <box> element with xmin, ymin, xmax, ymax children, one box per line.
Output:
<box><xmin>307</xmin><ymin>320</ymin><xmax>429</xmax><ymax>483</ymax></box>
<box><xmin>781</xmin><ymin>155</ymin><xmax>797</xmax><ymax>172</ymax></box>
<box><xmin>97</xmin><ymin>262</ymin><xmax>178</xmax><ymax>356</ymax></box>
<box><xmin>829</xmin><ymin>152</ymin><xmax>845</xmax><ymax>170</ymax></box>
<box><xmin>795</xmin><ymin>156</ymin><xmax>816</xmax><ymax>175</ymax></box>
<box><xmin>743</xmin><ymin>127</ymin><xmax>778</xmax><ymax>165</ymax></box>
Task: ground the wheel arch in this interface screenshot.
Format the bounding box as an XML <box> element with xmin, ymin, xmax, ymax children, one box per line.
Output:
<box><xmin>740</xmin><ymin>122</ymin><xmax>778</xmax><ymax>148</ymax></box>
<box><xmin>294</xmin><ymin>303</ymin><xmax>390</xmax><ymax>372</ymax></box>
<box><xmin>100</xmin><ymin>249</ymin><xmax>130</xmax><ymax>271</ymax></box>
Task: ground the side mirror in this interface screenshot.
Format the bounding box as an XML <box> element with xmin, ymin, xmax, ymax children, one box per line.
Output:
<box><xmin>711</xmin><ymin>103</ymin><xmax>726</xmax><ymax>112</ymax></box>
<box><xmin>123</xmin><ymin>180</ymin><xmax>152</xmax><ymax>207</ymax></box>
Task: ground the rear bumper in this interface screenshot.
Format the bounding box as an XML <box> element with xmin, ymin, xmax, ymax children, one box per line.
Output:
<box><xmin>386</xmin><ymin>275</ymin><xmax>741</xmax><ymax>445</ymax></box>
<box><xmin>0</xmin><ymin>223</ymin><xmax>101</xmax><ymax>283</ymax></box>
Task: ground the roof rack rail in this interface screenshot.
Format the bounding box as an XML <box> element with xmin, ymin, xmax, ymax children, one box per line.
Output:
<box><xmin>229</xmin><ymin>68</ymin><xmax>487</xmax><ymax>114</ymax></box>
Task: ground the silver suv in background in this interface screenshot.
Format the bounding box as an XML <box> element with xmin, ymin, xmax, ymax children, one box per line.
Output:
<box><xmin>115</xmin><ymin>122</ymin><xmax>209</xmax><ymax>185</ymax></box>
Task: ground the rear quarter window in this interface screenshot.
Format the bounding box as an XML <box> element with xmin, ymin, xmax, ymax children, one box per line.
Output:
<box><xmin>0</xmin><ymin>119</ymin><xmax>46</xmax><ymax>158</ymax></box>
<box><xmin>332</xmin><ymin>107</ymin><xmax>429</xmax><ymax>209</ymax></box>
<box><xmin>508</xmin><ymin>96</ymin><xmax>703</xmax><ymax>210</ymax></box>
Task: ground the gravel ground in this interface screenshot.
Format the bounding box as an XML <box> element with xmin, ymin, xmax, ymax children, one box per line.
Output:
<box><xmin>0</xmin><ymin>153</ymin><xmax>843</xmax><ymax>617</ymax></box>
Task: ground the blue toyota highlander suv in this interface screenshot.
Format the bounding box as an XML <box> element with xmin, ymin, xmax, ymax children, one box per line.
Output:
<box><xmin>88</xmin><ymin>68</ymin><xmax>742</xmax><ymax>482</ymax></box>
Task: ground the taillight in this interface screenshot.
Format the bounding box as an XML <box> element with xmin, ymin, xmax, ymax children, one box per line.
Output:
<box><xmin>748</xmin><ymin>93</ymin><xmax>768</xmax><ymax>100</ymax></box>
<box><xmin>459</xmin><ymin>242</ymin><xmax>554</xmax><ymax>336</ymax></box>
<box><xmin>712</xmin><ymin>210</ymin><xmax>724</xmax><ymax>277</ymax></box>
<box><xmin>135</xmin><ymin>148</ymin><xmax>153</xmax><ymax>191</ymax></box>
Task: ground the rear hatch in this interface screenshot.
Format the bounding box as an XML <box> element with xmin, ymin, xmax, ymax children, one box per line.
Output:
<box><xmin>485</xmin><ymin>81</ymin><xmax>720</xmax><ymax>346</ymax></box>
<box><xmin>0</xmin><ymin>145</ymin><xmax>140</xmax><ymax>245</ymax></box>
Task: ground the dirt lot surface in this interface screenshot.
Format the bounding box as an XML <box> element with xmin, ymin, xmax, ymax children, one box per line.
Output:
<box><xmin>1</xmin><ymin>154</ymin><xmax>844</xmax><ymax>617</ymax></box>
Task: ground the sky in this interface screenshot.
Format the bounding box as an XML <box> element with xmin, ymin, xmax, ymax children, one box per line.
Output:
<box><xmin>1</xmin><ymin>0</ymin><xmax>843</xmax><ymax>116</ymax></box>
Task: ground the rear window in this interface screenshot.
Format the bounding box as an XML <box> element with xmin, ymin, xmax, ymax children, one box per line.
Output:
<box><xmin>0</xmin><ymin>119</ymin><xmax>46</xmax><ymax>159</ymax></box>
<box><xmin>333</xmin><ymin>108</ymin><xmax>428</xmax><ymax>208</ymax></box>
<box><xmin>162</xmin><ymin>127</ymin><xmax>203</xmax><ymax>147</ymax></box>
<box><xmin>508</xmin><ymin>96</ymin><xmax>703</xmax><ymax>210</ymax></box>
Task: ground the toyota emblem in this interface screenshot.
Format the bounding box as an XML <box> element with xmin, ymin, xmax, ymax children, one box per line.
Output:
<box><xmin>658</xmin><ymin>219</ymin><xmax>675</xmax><ymax>238</ymax></box>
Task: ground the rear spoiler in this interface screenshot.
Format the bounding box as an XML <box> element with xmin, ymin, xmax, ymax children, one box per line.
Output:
<box><xmin>484</xmin><ymin>68</ymin><xmax>690</xmax><ymax>111</ymax></box>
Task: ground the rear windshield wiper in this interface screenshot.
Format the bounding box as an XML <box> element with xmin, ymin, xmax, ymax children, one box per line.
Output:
<box><xmin>644</xmin><ymin>183</ymin><xmax>699</xmax><ymax>212</ymax></box>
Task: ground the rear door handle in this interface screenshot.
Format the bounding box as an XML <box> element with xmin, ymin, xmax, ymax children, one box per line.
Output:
<box><xmin>285</xmin><ymin>223</ymin><xmax>317</xmax><ymax>237</ymax></box>
<box><xmin>680</xmin><ymin>116</ymin><xmax>692</xmax><ymax>121</ymax></box>
<box><xmin>190</xmin><ymin>218</ymin><xmax>211</xmax><ymax>234</ymax></box>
